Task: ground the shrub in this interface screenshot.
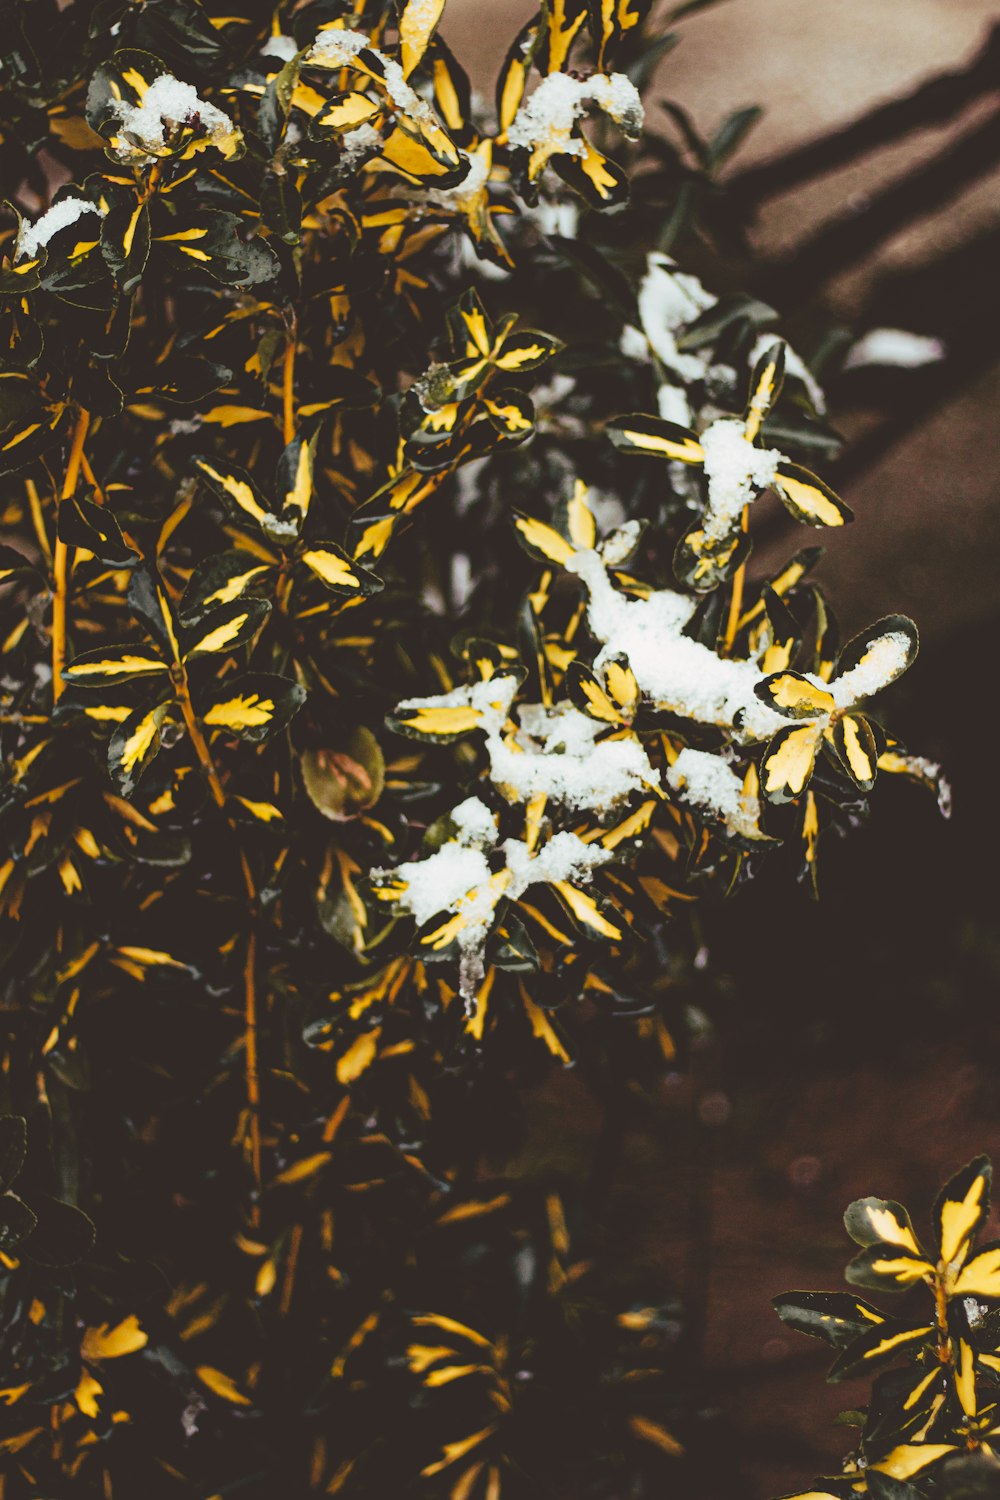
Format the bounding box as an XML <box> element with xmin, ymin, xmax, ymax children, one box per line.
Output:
<box><xmin>777</xmin><ymin>1158</ymin><xmax>1000</xmax><ymax>1500</ymax></box>
<box><xmin>0</xmin><ymin>0</ymin><xmax>946</xmax><ymax>1494</ymax></box>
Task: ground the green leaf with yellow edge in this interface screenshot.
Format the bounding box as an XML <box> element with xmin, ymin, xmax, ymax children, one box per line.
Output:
<box><xmin>675</xmin><ymin>522</ymin><xmax>750</xmax><ymax>593</ymax></box>
<box><xmin>835</xmin><ymin>615</ymin><xmax>919</xmax><ymax>689</ymax></box>
<box><xmin>755</xmin><ymin>671</ymin><xmax>835</xmax><ymax>721</ymax></box>
<box><xmin>606</xmin><ymin>413</ymin><xmax>704</xmax><ymax>464</ymax></box>
<box><xmin>555</xmin><ymin>141</ymin><xmax>630</xmax><ymax>209</ymax></box>
<box><xmin>0</xmin><ymin>544</ymin><xmax>38</xmax><ymax>585</ymax></box>
<box><xmin>953</xmin><ymin>1244</ymin><xmax>1000</xmax><ymax>1298</ymax></box>
<box><xmin>387</xmin><ymin>703</ymin><xmax>485</xmax><ymax>743</ymax></box>
<box><xmin>274</xmin><ymin>434</ymin><xmax>316</xmax><ymax>533</ymax></box>
<box><xmin>299</xmin><ymin>543</ymin><xmax>383</xmax><ymax>596</ymax></box>
<box><xmin>64</xmin><ymin>643</ymin><xmax>170</xmax><ymax>687</ymax></box>
<box><xmin>844</xmin><ymin>1196</ymin><xmax>923</xmax><ymax>1254</ymax></box>
<box><xmin>845</xmin><ymin>1243</ymin><xmax>935</xmax><ymax>1293</ymax></box>
<box><xmin>513</xmin><ymin>511</ymin><xmax>576</xmax><ymax>568</ymax></box>
<box><xmin>827</xmin><ymin>1321</ymin><xmax>934</xmax><ymax>1383</ymax></box>
<box><xmin>551</xmin><ymin>881</ymin><xmax>623</xmax><ymax>941</ymax></box>
<box><xmin>181</xmin><ymin>597</ymin><xmax>270</xmax><ymax>661</ymax></box>
<box><xmin>124</xmin><ymin>565</ymin><xmax>184</xmax><ymax>665</ymax></box>
<box><xmin>179</xmin><ymin>551</ymin><xmax>273</xmax><ymax>625</ymax></box>
<box><xmin>759</xmin><ymin>722</ymin><xmax>822</xmax><ymax>804</ymax></box>
<box><xmin>57</xmin><ymin>492</ymin><xmax>137</xmax><ymax>567</ymax></box>
<box><xmin>772</xmin><ymin>463</ymin><xmax>852</xmax><ymax>529</ymax></box>
<box><xmin>824</xmin><ymin>712</ymin><xmax>882</xmax><ymax>792</ymax></box>
<box><xmin>773</xmin><ymin>1290</ymin><xmax>887</xmax><ymax>1349</ymax></box>
<box><xmin>199</xmin><ymin>673</ymin><xmax>305</xmax><ymax>744</ymax></box>
<box><xmin>933</xmin><ymin>1155</ymin><xmax>991</xmax><ymax>1268</ymax></box>
<box><xmin>744</xmin><ymin>339</ymin><xmax>785</xmax><ymax>440</ymax></box>
<box><xmin>108</xmin><ymin>701</ymin><xmax>169</xmax><ymax>797</ymax></box>
<box><xmin>194</xmin><ymin>456</ymin><xmax>296</xmax><ymax>544</ymax></box>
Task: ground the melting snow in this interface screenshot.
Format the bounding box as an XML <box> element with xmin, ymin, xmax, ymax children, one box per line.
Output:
<box><xmin>16</xmin><ymin>197</ymin><xmax>105</xmax><ymax>261</ymax></box>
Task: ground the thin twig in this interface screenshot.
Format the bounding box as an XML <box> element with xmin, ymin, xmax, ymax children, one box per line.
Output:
<box><xmin>51</xmin><ymin>408</ymin><xmax>90</xmax><ymax>703</ymax></box>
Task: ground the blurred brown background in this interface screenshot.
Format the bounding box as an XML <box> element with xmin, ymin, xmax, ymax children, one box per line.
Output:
<box><xmin>444</xmin><ymin>0</ymin><xmax>1000</xmax><ymax>639</ymax></box>
<box><xmin>442</xmin><ymin>3</ymin><xmax>1000</xmax><ymax>1494</ymax></box>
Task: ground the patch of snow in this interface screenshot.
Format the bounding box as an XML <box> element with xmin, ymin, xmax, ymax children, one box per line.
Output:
<box><xmin>666</xmin><ymin>746</ymin><xmax>765</xmax><ymax>839</ymax></box>
<box><xmin>493</xmin><ymin>701</ymin><xmax>658</xmax><ymax>809</ymax></box>
<box><xmin>507</xmin><ymin>71</ymin><xmax>643</xmax><ymax>156</ymax></box>
<box><xmin>339</xmin><ymin>122</ymin><xmax>381</xmax><ymax>169</ymax></box>
<box><xmin>449</xmin><ymin>795</ymin><xmax>497</xmax><ymax>846</ymax></box>
<box><xmin>397</xmin><ymin>676</ymin><xmax>657</xmax><ymax>811</ymax></box>
<box><xmin>376</xmin><ymin>815</ymin><xmax>612</xmax><ymax>1000</ymax></box>
<box><xmin>843</xmin><ymin>328</ymin><xmax>946</xmax><ymax>371</ymax></box>
<box><xmin>749</xmin><ymin>332</ymin><xmax>826</xmax><ymax>415</ymax></box>
<box><xmin>502</xmin><ymin>828</ymin><xmax>611</xmax><ymax>890</ymax></box>
<box><xmin>637</xmin><ymin>254</ymin><xmax>716</xmax><ymax>382</ymax></box>
<box><xmin>566</xmin><ymin>548</ymin><xmax>786</xmax><ymax>741</ymax></box>
<box><xmin>111</xmin><ymin>74</ymin><xmax>237</xmax><ymax>160</ymax></box>
<box><xmin>830</xmin><ymin>631</ymin><xmax>911</xmax><ymax>708</ymax></box>
<box><xmin>308</xmin><ymin>26</ymin><xmax>431</xmax><ymax>119</ymax></box>
<box><xmin>390</xmin><ymin>841</ymin><xmax>495</xmax><ymax>929</ymax></box>
<box><xmin>619</xmin><ymin>323</ymin><xmax>650</xmax><ymax>362</ymax></box>
<box><xmin>307</xmin><ymin>26</ymin><xmax>371</xmax><ymax>64</ymax></box>
<box><xmin>261</xmin><ymin>34</ymin><xmax>298</xmax><ymax>62</ymax></box>
<box><xmin>598</xmin><ymin>518</ymin><xmax>641</xmax><ymax>567</ymax></box>
<box><xmin>656</xmin><ymin>383</ymin><xmax>693</xmax><ymax>427</ymax></box>
<box><xmin>420</xmin><ymin>147</ymin><xmax>489</xmax><ymax>207</ymax></box>
<box><xmin>698</xmin><ymin>418</ymin><xmax>783</xmax><ymax>541</ymax></box>
<box><xmin>16</xmin><ymin>196</ymin><xmax>105</xmax><ymax>261</ymax></box>
<box><xmin>525</xmin><ymin>197</ymin><xmax>580</xmax><ymax>238</ymax></box>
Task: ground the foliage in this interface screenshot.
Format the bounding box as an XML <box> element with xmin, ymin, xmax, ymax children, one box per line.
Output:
<box><xmin>777</xmin><ymin>1157</ymin><xmax>1000</xmax><ymax>1500</ymax></box>
<box><xmin>0</xmin><ymin>0</ymin><xmax>946</xmax><ymax>1494</ymax></box>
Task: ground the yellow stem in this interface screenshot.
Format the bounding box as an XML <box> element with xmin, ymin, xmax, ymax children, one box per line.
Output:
<box><xmin>935</xmin><ymin>1271</ymin><xmax>953</xmax><ymax>1363</ymax></box>
<box><xmin>52</xmin><ymin>409</ymin><xmax>90</xmax><ymax>703</ymax></box>
<box><xmin>282</xmin><ymin>320</ymin><xmax>297</xmax><ymax>445</ymax></box>
<box><xmin>175</xmin><ymin>676</ymin><xmax>226</xmax><ymax>808</ymax></box>
<box><xmin>243</xmin><ymin>926</ymin><xmax>262</xmax><ymax>1220</ymax></box>
<box><xmin>25</xmin><ymin>479</ymin><xmax>52</xmax><ymax>566</ymax></box>
<box><xmin>176</xmin><ymin>674</ymin><xmax>263</xmax><ymax>1217</ymax></box>
<box><xmin>279</xmin><ymin>1222</ymin><xmax>303</xmax><ymax>1316</ymax></box>
<box><xmin>722</xmin><ymin>504</ymin><xmax>750</xmax><ymax>655</ymax></box>
<box><xmin>80</xmin><ymin>450</ymin><xmax>105</xmax><ymax>504</ymax></box>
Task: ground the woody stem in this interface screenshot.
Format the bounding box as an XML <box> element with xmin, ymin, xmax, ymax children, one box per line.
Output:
<box><xmin>176</xmin><ymin>673</ymin><xmax>263</xmax><ymax>1217</ymax></box>
<box><xmin>52</xmin><ymin>408</ymin><xmax>90</xmax><ymax>703</ymax></box>
<box><xmin>282</xmin><ymin>316</ymin><xmax>297</xmax><ymax>445</ymax></box>
<box><xmin>722</xmin><ymin>504</ymin><xmax>750</xmax><ymax>655</ymax></box>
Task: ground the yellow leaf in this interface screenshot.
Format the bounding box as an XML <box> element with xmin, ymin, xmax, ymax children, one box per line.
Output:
<box><xmin>75</xmin><ymin>1371</ymin><xmax>103</xmax><ymax>1418</ymax></box>
<box><xmin>203</xmin><ymin>693</ymin><xmax>275</xmax><ymax>731</ymax></box>
<box><xmin>81</xmin><ymin>1314</ymin><xmax>147</xmax><ymax>1361</ymax></box>
<box><xmin>628</xmin><ymin>1414</ymin><xmax>684</xmax><ymax>1456</ymax></box>
<box><xmin>336</xmin><ymin>1028</ymin><xmax>380</xmax><ymax>1084</ymax></box>
<box><xmin>200</xmin><ymin>406</ymin><xmax>274</xmax><ymax>427</ymax></box>
<box><xmin>273</xmin><ymin>1152</ymin><xmax>332</xmax><ymax>1186</ymax></box>
<box><xmin>196</xmin><ymin>1366</ymin><xmax>253</xmax><ymax>1405</ymax></box>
